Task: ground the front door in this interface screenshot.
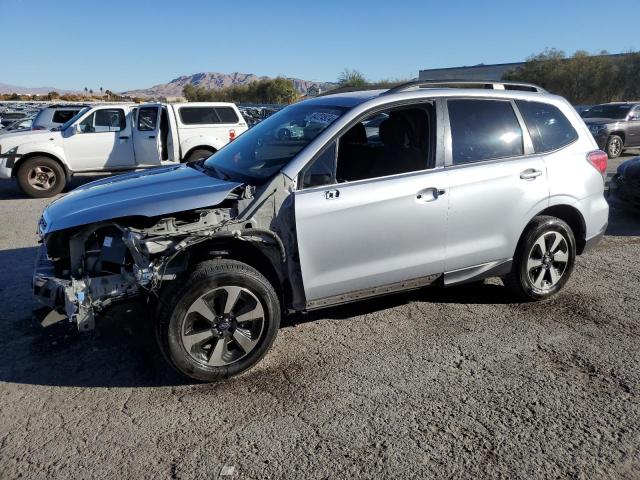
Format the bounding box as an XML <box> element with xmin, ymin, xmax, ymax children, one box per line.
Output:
<box><xmin>64</xmin><ymin>107</ymin><xmax>135</xmax><ymax>170</ymax></box>
<box><xmin>294</xmin><ymin>101</ymin><xmax>447</xmax><ymax>305</ymax></box>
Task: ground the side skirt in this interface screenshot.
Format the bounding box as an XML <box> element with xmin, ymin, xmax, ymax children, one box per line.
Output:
<box><xmin>304</xmin><ymin>274</ymin><xmax>441</xmax><ymax>311</ymax></box>
<box><xmin>443</xmin><ymin>258</ymin><xmax>512</xmax><ymax>286</ymax></box>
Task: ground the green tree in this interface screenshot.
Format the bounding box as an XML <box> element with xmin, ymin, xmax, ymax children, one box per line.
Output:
<box><xmin>337</xmin><ymin>68</ymin><xmax>368</xmax><ymax>87</ymax></box>
<box><xmin>503</xmin><ymin>49</ymin><xmax>640</xmax><ymax>104</ymax></box>
<box><xmin>47</xmin><ymin>91</ymin><xmax>60</xmax><ymax>100</ymax></box>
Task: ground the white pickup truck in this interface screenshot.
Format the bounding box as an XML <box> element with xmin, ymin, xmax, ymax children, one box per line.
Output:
<box><xmin>0</xmin><ymin>102</ymin><xmax>247</xmax><ymax>197</ymax></box>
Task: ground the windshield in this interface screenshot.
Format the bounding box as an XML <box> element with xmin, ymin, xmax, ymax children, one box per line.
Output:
<box><xmin>583</xmin><ymin>104</ymin><xmax>632</xmax><ymax>120</ymax></box>
<box><xmin>59</xmin><ymin>107</ymin><xmax>91</xmax><ymax>131</ymax></box>
<box><xmin>204</xmin><ymin>102</ymin><xmax>347</xmax><ymax>183</ymax></box>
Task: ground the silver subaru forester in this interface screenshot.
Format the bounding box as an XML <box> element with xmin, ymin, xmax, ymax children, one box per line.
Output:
<box><xmin>34</xmin><ymin>81</ymin><xmax>609</xmax><ymax>381</ymax></box>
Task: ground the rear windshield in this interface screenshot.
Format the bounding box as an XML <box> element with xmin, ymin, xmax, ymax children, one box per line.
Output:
<box><xmin>516</xmin><ymin>101</ymin><xmax>578</xmax><ymax>153</ymax></box>
<box><xmin>583</xmin><ymin>104</ymin><xmax>632</xmax><ymax>119</ymax></box>
<box><xmin>179</xmin><ymin>106</ymin><xmax>239</xmax><ymax>124</ymax></box>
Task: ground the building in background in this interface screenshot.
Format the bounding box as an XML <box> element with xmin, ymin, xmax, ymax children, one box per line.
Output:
<box><xmin>419</xmin><ymin>53</ymin><xmax>628</xmax><ymax>82</ymax></box>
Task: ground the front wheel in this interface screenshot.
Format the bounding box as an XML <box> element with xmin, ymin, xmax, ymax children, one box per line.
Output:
<box><xmin>606</xmin><ymin>135</ymin><xmax>623</xmax><ymax>159</ymax></box>
<box><xmin>156</xmin><ymin>259</ymin><xmax>281</xmax><ymax>382</ymax></box>
<box><xmin>504</xmin><ymin>216</ymin><xmax>576</xmax><ymax>301</ymax></box>
<box><xmin>16</xmin><ymin>156</ymin><xmax>66</xmax><ymax>198</ymax></box>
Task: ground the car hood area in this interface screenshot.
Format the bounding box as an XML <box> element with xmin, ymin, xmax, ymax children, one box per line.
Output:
<box><xmin>42</xmin><ymin>165</ymin><xmax>243</xmax><ymax>233</ymax></box>
<box><xmin>0</xmin><ymin>129</ymin><xmax>62</xmax><ymax>147</ymax></box>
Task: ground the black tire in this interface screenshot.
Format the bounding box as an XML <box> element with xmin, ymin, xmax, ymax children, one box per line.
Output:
<box><xmin>504</xmin><ymin>215</ymin><xmax>576</xmax><ymax>301</ymax></box>
<box><xmin>606</xmin><ymin>135</ymin><xmax>623</xmax><ymax>159</ymax></box>
<box><xmin>184</xmin><ymin>148</ymin><xmax>214</xmax><ymax>162</ymax></box>
<box><xmin>156</xmin><ymin>259</ymin><xmax>280</xmax><ymax>382</ymax></box>
<box><xmin>16</xmin><ymin>156</ymin><xmax>66</xmax><ymax>198</ymax></box>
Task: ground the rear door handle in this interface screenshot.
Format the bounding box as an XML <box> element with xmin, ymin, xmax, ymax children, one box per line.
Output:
<box><xmin>520</xmin><ymin>168</ymin><xmax>543</xmax><ymax>180</ymax></box>
<box><xmin>416</xmin><ymin>187</ymin><xmax>446</xmax><ymax>202</ymax></box>
<box><xmin>148</xmin><ymin>135</ymin><xmax>156</xmax><ymax>139</ymax></box>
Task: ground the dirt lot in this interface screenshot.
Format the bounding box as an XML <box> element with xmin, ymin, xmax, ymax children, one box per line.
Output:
<box><xmin>1</xmin><ymin>157</ymin><xmax>639</xmax><ymax>479</ymax></box>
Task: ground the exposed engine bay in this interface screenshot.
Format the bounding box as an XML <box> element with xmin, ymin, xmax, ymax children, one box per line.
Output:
<box><xmin>33</xmin><ymin>181</ymin><xmax>297</xmax><ymax>331</ymax></box>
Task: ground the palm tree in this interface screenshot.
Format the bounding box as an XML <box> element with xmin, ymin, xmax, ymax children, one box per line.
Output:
<box><xmin>100</xmin><ymin>87</ymin><xmax>103</xmax><ymax>96</ymax></box>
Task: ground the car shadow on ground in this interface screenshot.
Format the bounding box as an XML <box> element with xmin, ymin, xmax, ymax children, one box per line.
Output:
<box><xmin>0</xmin><ymin>243</ymin><xmax>518</xmax><ymax>389</ymax></box>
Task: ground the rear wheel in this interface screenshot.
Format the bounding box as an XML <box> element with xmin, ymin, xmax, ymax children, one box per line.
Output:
<box><xmin>156</xmin><ymin>259</ymin><xmax>280</xmax><ymax>382</ymax></box>
<box><xmin>184</xmin><ymin>148</ymin><xmax>214</xmax><ymax>162</ymax></box>
<box><xmin>16</xmin><ymin>156</ymin><xmax>66</xmax><ymax>198</ymax></box>
<box><xmin>606</xmin><ymin>135</ymin><xmax>623</xmax><ymax>159</ymax></box>
<box><xmin>504</xmin><ymin>216</ymin><xmax>576</xmax><ymax>301</ymax></box>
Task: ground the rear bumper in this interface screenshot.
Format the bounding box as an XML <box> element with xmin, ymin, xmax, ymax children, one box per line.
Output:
<box><xmin>582</xmin><ymin>224</ymin><xmax>606</xmax><ymax>253</ymax></box>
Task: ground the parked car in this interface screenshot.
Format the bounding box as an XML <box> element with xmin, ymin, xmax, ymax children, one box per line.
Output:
<box><xmin>0</xmin><ymin>102</ymin><xmax>247</xmax><ymax>197</ymax></box>
<box><xmin>582</xmin><ymin>102</ymin><xmax>640</xmax><ymax>158</ymax></box>
<box><xmin>608</xmin><ymin>156</ymin><xmax>640</xmax><ymax>212</ymax></box>
<box><xmin>0</xmin><ymin>116</ymin><xmax>33</xmax><ymax>134</ymax></box>
<box><xmin>31</xmin><ymin>105</ymin><xmax>86</xmax><ymax>131</ymax></box>
<box><xmin>0</xmin><ymin>110</ymin><xmax>29</xmax><ymax>127</ymax></box>
<box><xmin>33</xmin><ymin>81</ymin><xmax>608</xmax><ymax>382</ymax></box>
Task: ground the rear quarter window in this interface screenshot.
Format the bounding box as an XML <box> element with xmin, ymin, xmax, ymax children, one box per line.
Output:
<box><xmin>179</xmin><ymin>106</ymin><xmax>239</xmax><ymax>124</ymax></box>
<box><xmin>516</xmin><ymin>101</ymin><xmax>578</xmax><ymax>153</ymax></box>
<box><xmin>215</xmin><ymin>107</ymin><xmax>239</xmax><ymax>123</ymax></box>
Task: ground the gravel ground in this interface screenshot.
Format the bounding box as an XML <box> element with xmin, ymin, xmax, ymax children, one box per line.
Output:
<box><xmin>0</xmin><ymin>158</ymin><xmax>639</xmax><ymax>479</ymax></box>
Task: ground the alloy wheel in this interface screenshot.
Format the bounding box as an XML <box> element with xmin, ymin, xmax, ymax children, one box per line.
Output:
<box><xmin>27</xmin><ymin>165</ymin><xmax>57</xmax><ymax>191</ymax></box>
<box><xmin>609</xmin><ymin>137</ymin><xmax>622</xmax><ymax>157</ymax></box>
<box><xmin>180</xmin><ymin>286</ymin><xmax>265</xmax><ymax>367</ymax></box>
<box><xmin>526</xmin><ymin>231</ymin><xmax>569</xmax><ymax>291</ymax></box>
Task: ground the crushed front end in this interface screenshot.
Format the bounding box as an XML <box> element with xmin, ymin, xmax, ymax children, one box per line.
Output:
<box><xmin>32</xmin><ymin>200</ymin><xmax>248</xmax><ymax>331</ymax></box>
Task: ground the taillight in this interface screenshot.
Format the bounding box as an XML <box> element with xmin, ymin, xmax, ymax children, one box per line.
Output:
<box><xmin>229</xmin><ymin>129</ymin><xmax>236</xmax><ymax>142</ymax></box>
<box><xmin>587</xmin><ymin>150</ymin><xmax>608</xmax><ymax>176</ymax></box>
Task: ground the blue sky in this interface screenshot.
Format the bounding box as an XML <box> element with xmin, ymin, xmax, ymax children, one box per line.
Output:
<box><xmin>1</xmin><ymin>0</ymin><xmax>639</xmax><ymax>91</ymax></box>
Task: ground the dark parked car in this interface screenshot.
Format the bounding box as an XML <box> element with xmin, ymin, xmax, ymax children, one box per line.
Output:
<box><xmin>608</xmin><ymin>156</ymin><xmax>640</xmax><ymax>211</ymax></box>
<box><xmin>583</xmin><ymin>102</ymin><xmax>640</xmax><ymax>159</ymax></box>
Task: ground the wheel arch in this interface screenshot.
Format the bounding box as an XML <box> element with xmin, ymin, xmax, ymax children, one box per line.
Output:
<box><xmin>520</xmin><ymin>204</ymin><xmax>587</xmax><ymax>255</ymax></box>
<box><xmin>13</xmin><ymin>152</ymin><xmax>71</xmax><ymax>180</ymax></box>
<box><xmin>182</xmin><ymin>145</ymin><xmax>218</xmax><ymax>163</ymax></box>
<box><xmin>609</xmin><ymin>131</ymin><xmax>626</xmax><ymax>145</ymax></box>
<box><xmin>185</xmin><ymin>236</ymin><xmax>289</xmax><ymax>311</ymax></box>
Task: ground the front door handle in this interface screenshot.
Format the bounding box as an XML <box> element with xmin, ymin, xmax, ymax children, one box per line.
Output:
<box><xmin>520</xmin><ymin>168</ymin><xmax>543</xmax><ymax>180</ymax></box>
<box><xmin>148</xmin><ymin>135</ymin><xmax>156</xmax><ymax>139</ymax></box>
<box><xmin>416</xmin><ymin>187</ymin><xmax>446</xmax><ymax>202</ymax></box>
<box><xmin>325</xmin><ymin>189</ymin><xmax>340</xmax><ymax>200</ymax></box>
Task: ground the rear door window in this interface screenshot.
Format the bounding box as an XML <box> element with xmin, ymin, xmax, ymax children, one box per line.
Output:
<box><xmin>516</xmin><ymin>101</ymin><xmax>578</xmax><ymax>153</ymax></box>
<box><xmin>137</xmin><ymin>107</ymin><xmax>158</xmax><ymax>131</ymax></box>
<box><xmin>448</xmin><ymin>99</ymin><xmax>524</xmax><ymax>164</ymax></box>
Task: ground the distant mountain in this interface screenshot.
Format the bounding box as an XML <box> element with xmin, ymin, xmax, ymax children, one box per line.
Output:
<box><xmin>0</xmin><ymin>82</ymin><xmax>75</xmax><ymax>95</ymax></box>
<box><xmin>121</xmin><ymin>72</ymin><xmax>336</xmax><ymax>98</ymax></box>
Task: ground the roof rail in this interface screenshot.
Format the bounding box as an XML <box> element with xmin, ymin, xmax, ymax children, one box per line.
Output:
<box><xmin>382</xmin><ymin>80</ymin><xmax>546</xmax><ymax>95</ymax></box>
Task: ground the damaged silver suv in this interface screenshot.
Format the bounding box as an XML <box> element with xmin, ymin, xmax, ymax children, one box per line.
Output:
<box><xmin>34</xmin><ymin>81</ymin><xmax>609</xmax><ymax>381</ymax></box>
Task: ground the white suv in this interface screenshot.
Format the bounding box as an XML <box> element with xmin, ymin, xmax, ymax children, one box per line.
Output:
<box><xmin>33</xmin><ymin>81</ymin><xmax>609</xmax><ymax>381</ymax></box>
<box><xmin>31</xmin><ymin>105</ymin><xmax>86</xmax><ymax>131</ymax></box>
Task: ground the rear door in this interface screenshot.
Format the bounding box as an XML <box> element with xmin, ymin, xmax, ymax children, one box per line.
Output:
<box><xmin>133</xmin><ymin>105</ymin><xmax>162</xmax><ymax>166</ymax></box>
<box><xmin>443</xmin><ymin>98</ymin><xmax>549</xmax><ymax>277</ymax></box>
